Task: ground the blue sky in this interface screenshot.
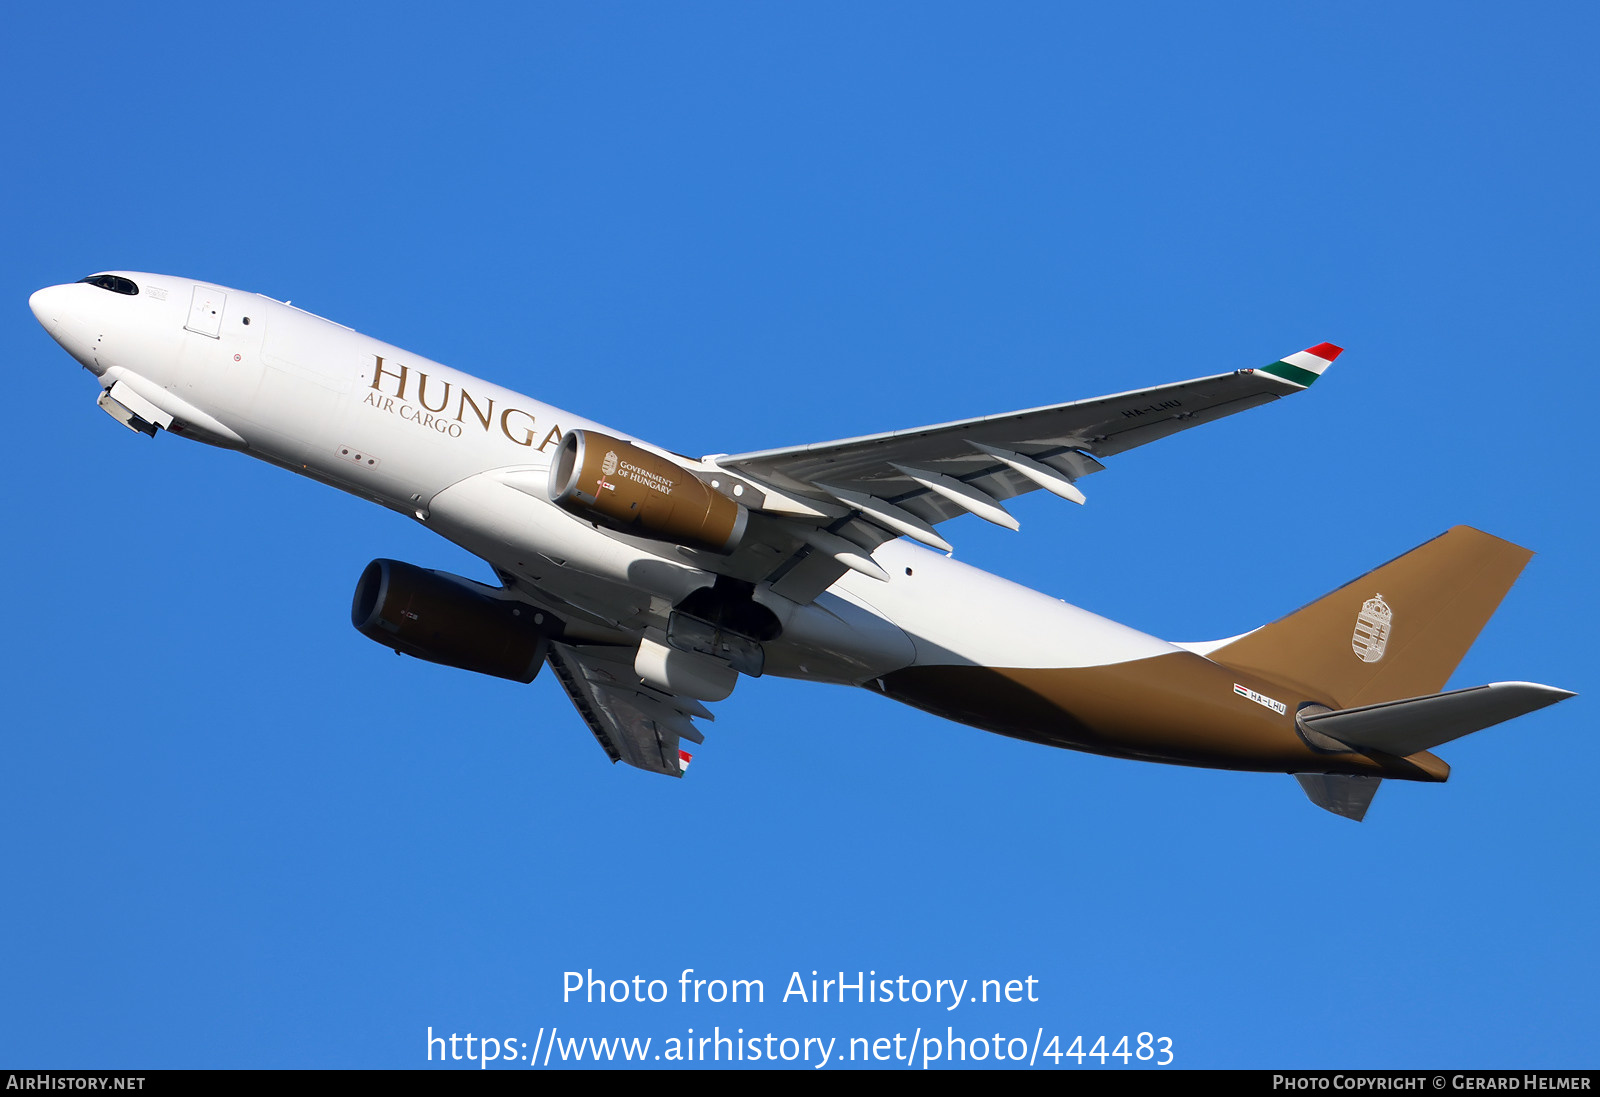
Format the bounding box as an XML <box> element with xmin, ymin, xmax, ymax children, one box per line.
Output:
<box><xmin>2</xmin><ymin>2</ymin><xmax>1595</xmax><ymax>1070</ymax></box>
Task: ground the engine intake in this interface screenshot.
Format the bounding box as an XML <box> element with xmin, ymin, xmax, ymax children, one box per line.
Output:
<box><xmin>548</xmin><ymin>429</ymin><xmax>746</xmax><ymax>554</ymax></box>
<box><xmin>351</xmin><ymin>559</ymin><xmax>553</xmax><ymax>683</ymax></box>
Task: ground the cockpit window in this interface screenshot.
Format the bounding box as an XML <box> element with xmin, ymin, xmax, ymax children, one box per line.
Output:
<box><xmin>78</xmin><ymin>274</ymin><xmax>140</xmax><ymax>296</ymax></box>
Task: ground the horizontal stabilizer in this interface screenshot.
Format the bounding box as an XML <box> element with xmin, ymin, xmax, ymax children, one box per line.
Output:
<box><xmin>1295</xmin><ymin>773</ymin><xmax>1381</xmax><ymax>821</ymax></box>
<box><xmin>1299</xmin><ymin>682</ymin><xmax>1575</xmax><ymax>758</ymax></box>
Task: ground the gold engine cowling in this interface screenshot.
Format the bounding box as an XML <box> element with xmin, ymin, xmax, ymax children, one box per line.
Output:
<box><xmin>351</xmin><ymin>559</ymin><xmax>553</xmax><ymax>683</ymax></box>
<box><xmin>548</xmin><ymin>430</ymin><xmax>747</xmax><ymax>554</ymax></box>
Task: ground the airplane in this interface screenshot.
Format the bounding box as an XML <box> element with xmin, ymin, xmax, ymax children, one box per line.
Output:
<box><xmin>28</xmin><ymin>271</ymin><xmax>1574</xmax><ymax>820</ymax></box>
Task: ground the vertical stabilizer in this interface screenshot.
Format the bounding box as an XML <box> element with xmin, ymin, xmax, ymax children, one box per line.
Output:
<box><xmin>1210</xmin><ymin>527</ymin><xmax>1533</xmax><ymax>710</ymax></box>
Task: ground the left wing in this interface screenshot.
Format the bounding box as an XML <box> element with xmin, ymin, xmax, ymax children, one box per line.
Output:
<box><xmin>545</xmin><ymin>641</ymin><xmax>712</xmax><ymax>776</ymax></box>
<box><xmin>707</xmin><ymin>345</ymin><xmax>1341</xmax><ymax>601</ymax></box>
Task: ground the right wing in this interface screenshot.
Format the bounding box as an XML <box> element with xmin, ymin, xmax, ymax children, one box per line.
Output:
<box><xmin>545</xmin><ymin>641</ymin><xmax>713</xmax><ymax>777</ymax></box>
<box><xmin>707</xmin><ymin>345</ymin><xmax>1342</xmax><ymax>602</ymax></box>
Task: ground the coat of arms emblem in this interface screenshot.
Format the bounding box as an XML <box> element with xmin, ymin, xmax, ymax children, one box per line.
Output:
<box><xmin>1352</xmin><ymin>593</ymin><xmax>1393</xmax><ymax>663</ymax></box>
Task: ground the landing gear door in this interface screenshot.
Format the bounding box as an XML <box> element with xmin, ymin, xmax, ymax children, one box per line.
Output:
<box><xmin>184</xmin><ymin>285</ymin><xmax>226</xmax><ymax>338</ymax></box>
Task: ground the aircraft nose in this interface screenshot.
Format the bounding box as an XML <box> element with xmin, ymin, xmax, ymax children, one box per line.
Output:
<box><xmin>29</xmin><ymin>285</ymin><xmax>65</xmax><ymax>334</ymax></box>
<box><xmin>30</xmin><ymin>283</ymin><xmax>102</xmax><ymax>371</ymax></box>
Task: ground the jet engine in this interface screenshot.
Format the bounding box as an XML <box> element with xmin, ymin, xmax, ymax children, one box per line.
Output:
<box><xmin>548</xmin><ymin>429</ymin><xmax>747</xmax><ymax>554</ymax></box>
<box><xmin>351</xmin><ymin>559</ymin><xmax>554</xmax><ymax>683</ymax></box>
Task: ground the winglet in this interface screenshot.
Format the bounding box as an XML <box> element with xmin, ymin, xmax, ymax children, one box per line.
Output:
<box><xmin>1258</xmin><ymin>343</ymin><xmax>1343</xmax><ymax>389</ymax></box>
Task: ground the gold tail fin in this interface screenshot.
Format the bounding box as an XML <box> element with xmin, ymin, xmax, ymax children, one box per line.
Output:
<box><xmin>1210</xmin><ymin>527</ymin><xmax>1533</xmax><ymax>709</ymax></box>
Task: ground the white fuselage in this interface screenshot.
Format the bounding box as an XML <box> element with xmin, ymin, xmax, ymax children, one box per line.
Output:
<box><xmin>30</xmin><ymin>274</ymin><xmax>1179</xmax><ymax>692</ymax></box>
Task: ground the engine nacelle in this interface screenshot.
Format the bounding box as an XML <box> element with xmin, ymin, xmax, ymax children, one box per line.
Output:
<box><xmin>351</xmin><ymin>559</ymin><xmax>553</xmax><ymax>683</ymax></box>
<box><xmin>548</xmin><ymin>429</ymin><xmax>747</xmax><ymax>554</ymax></box>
